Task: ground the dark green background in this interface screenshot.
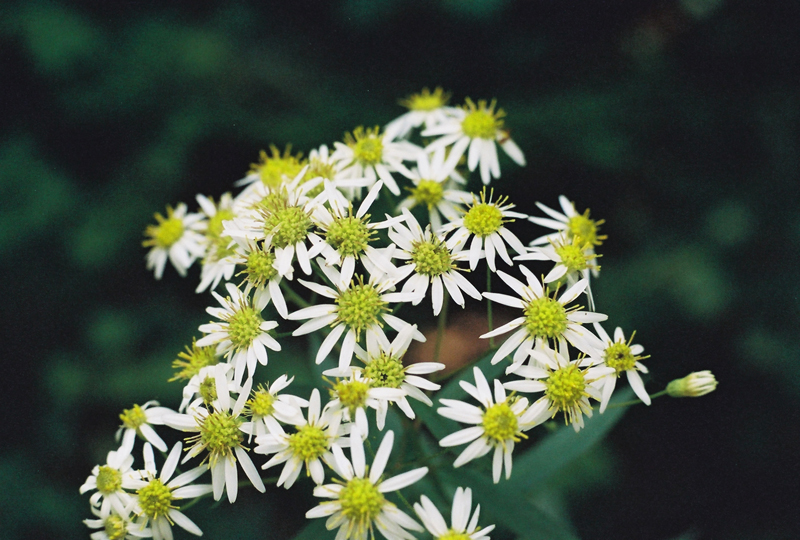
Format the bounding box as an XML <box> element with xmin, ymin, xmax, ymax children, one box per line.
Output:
<box><xmin>2</xmin><ymin>1</ymin><xmax>797</xmax><ymax>539</ymax></box>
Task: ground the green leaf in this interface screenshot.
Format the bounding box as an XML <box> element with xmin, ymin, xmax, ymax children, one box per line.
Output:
<box><xmin>289</xmin><ymin>516</ymin><xmax>330</xmax><ymax>540</ymax></box>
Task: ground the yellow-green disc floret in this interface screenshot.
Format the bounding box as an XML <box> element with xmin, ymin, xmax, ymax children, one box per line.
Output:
<box><xmin>137</xmin><ymin>478</ymin><xmax>175</xmax><ymax>520</ymax></box>
<box><xmin>604</xmin><ymin>342</ymin><xmax>637</xmax><ymax>374</ymax></box>
<box><xmin>554</xmin><ymin>242</ymin><xmax>590</xmax><ymax>273</ymax></box>
<box><xmin>410</xmin><ymin>238</ymin><xmax>453</xmax><ymax>277</ymax></box>
<box><xmin>197</xmin><ymin>411</ymin><xmax>243</xmax><ymax>464</ymax></box>
<box><xmin>241</xmin><ymin>246</ymin><xmax>278</xmax><ymax>287</ymax></box>
<box><xmin>364</xmin><ymin>354</ymin><xmax>405</xmax><ymax>389</ymax></box>
<box><xmin>205</xmin><ymin>207</ymin><xmax>236</xmax><ymax>260</ymax></box>
<box><xmin>120</xmin><ymin>404</ymin><xmax>147</xmax><ymax>430</ymax></box>
<box><xmin>481</xmin><ymin>402</ymin><xmax>520</xmax><ymax>444</ymax></box>
<box><xmin>439</xmin><ymin>530</ymin><xmax>472</xmax><ymax>540</ymax></box>
<box><xmin>326</xmin><ymin>215</ymin><xmax>374</xmax><ymax>258</ymax></box>
<box><xmin>545</xmin><ymin>364</ymin><xmax>587</xmax><ymax>413</ymax></box>
<box><xmin>463</xmin><ymin>189</ymin><xmax>510</xmax><ymax>238</ymax></box>
<box><xmin>287</xmin><ymin>425</ymin><xmax>328</xmax><ymax>462</ymax></box>
<box><xmin>246</xmin><ymin>385</ymin><xmax>276</xmax><ymax>417</ymax></box>
<box><xmin>339</xmin><ymin>477</ymin><xmax>385</xmax><ymax>533</ymax></box>
<box><xmin>249</xmin><ymin>145</ymin><xmax>305</xmax><ymax>189</ymax></box>
<box><xmin>523</xmin><ymin>296</ymin><xmax>568</xmax><ymax>340</ymax></box>
<box><xmin>566</xmin><ymin>210</ymin><xmax>606</xmax><ymax>247</ymax></box>
<box><xmin>460</xmin><ymin>98</ymin><xmax>504</xmax><ymax>140</ymax></box>
<box><xmin>199</xmin><ymin>376</ymin><xmax>217</xmax><ymax>406</ymax></box>
<box><xmin>226</xmin><ymin>304</ymin><xmax>264</xmax><ymax>351</ymax></box>
<box><xmin>103</xmin><ymin>514</ymin><xmax>128</xmax><ymax>540</ymax></box>
<box><xmin>262</xmin><ymin>205</ymin><xmax>313</xmax><ymax>249</ymax></box>
<box><xmin>96</xmin><ymin>465</ymin><xmax>122</xmax><ymax>495</ymax></box>
<box><xmin>332</xmin><ymin>380</ymin><xmax>370</xmax><ymax>415</ymax></box>
<box><xmin>171</xmin><ymin>339</ymin><xmax>219</xmax><ymax>382</ymax></box>
<box><xmin>400</xmin><ymin>87</ymin><xmax>450</xmax><ymax>111</ymax></box>
<box><xmin>335</xmin><ymin>278</ymin><xmax>387</xmax><ymax>337</ymax></box>
<box><xmin>409</xmin><ymin>179</ymin><xmax>444</xmax><ymax>209</ymax></box>
<box><xmin>345</xmin><ymin>126</ymin><xmax>384</xmax><ymax>167</ymax></box>
<box><xmin>143</xmin><ymin>207</ymin><xmax>184</xmax><ymax>249</ymax></box>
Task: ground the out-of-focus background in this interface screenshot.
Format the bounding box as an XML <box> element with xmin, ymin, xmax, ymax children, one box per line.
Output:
<box><xmin>2</xmin><ymin>1</ymin><xmax>798</xmax><ymax>539</ymax></box>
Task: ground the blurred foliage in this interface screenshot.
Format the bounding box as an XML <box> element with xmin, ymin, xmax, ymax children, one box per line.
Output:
<box><xmin>1</xmin><ymin>0</ymin><xmax>799</xmax><ymax>539</ymax></box>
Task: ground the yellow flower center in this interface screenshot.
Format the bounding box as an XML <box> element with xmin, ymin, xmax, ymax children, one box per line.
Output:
<box><xmin>339</xmin><ymin>477</ymin><xmax>385</xmax><ymax>534</ymax></box>
<box><xmin>523</xmin><ymin>296</ymin><xmax>568</xmax><ymax>340</ymax></box>
<box><xmin>481</xmin><ymin>402</ymin><xmax>520</xmax><ymax>444</ymax></box>
<box><xmin>545</xmin><ymin>364</ymin><xmax>587</xmax><ymax>412</ymax></box>
<box><xmin>137</xmin><ymin>478</ymin><xmax>175</xmax><ymax>520</ymax></box>
<box><xmin>335</xmin><ymin>278</ymin><xmax>387</xmax><ymax>338</ymax></box>
<box><xmin>346</xmin><ymin>126</ymin><xmax>384</xmax><ymax>167</ymax></box>
<box><xmin>288</xmin><ymin>425</ymin><xmax>329</xmax><ymax>462</ymax></box>
<box><xmin>460</xmin><ymin>98</ymin><xmax>504</xmax><ymax>140</ymax></box>
<box><xmin>400</xmin><ymin>87</ymin><xmax>450</xmax><ymax>111</ymax></box>
<box><xmin>409</xmin><ymin>179</ymin><xmax>444</xmax><ymax>209</ymax></box>
<box><xmin>171</xmin><ymin>340</ymin><xmax>219</xmax><ymax>382</ymax></box>
<box><xmin>119</xmin><ymin>404</ymin><xmax>146</xmax><ymax>430</ymax></box>
<box><xmin>96</xmin><ymin>465</ymin><xmax>122</xmax><ymax>495</ymax></box>
<box><xmin>364</xmin><ymin>354</ymin><xmax>405</xmax><ymax>389</ymax></box>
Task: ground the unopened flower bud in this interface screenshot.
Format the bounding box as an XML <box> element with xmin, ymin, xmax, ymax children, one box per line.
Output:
<box><xmin>666</xmin><ymin>371</ymin><xmax>718</xmax><ymax>398</ymax></box>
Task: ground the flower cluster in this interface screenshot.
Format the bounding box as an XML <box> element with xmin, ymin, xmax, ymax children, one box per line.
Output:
<box><xmin>83</xmin><ymin>88</ymin><xmax>717</xmax><ymax>540</ymax></box>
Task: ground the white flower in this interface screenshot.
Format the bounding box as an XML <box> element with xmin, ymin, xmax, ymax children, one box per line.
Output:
<box><xmin>254</xmin><ymin>388</ymin><xmax>343</xmax><ymax>488</ymax></box>
<box><xmin>528</xmin><ymin>196</ymin><xmax>605</xmax><ymax>267</ymax></box>
<box><xmin>390</xmin><ymin>208</ymin><xmax>482</xmax><ymax>315</ymax></box>
<box><xmin>228</xmin><ymin>240</ymin><xmax>293</xmax><ymax>319</ymax></box>
<box><xmin>143</xmin><ymin>203</ymin><xmax>205</xmax><ymax>279</ymax></box>
<box><xmin>288</xmin><ymin>265</ymin><xmax>424</xmax><ymax>370</ymax></box>
<box><xmin>240</xmin><ymin>374</ymin><xmax>308</xmax><ymax>440</ymax></box>
<box><xmin>438</xmin><ymin>367</ymin><xmax>530</xmax><ymax>484</ymax></box>
<box><xmin>83</xmin><ymin>506</ymin><xmax>150</xmax><ymax>540</ymax></box>
<box><xmin>481</xmin><ymin>266</ymin><xmax>607</xmax><ymax>367</ymax></box>
<box><xmin>163</xmin><ymin>371</ymin><xmax>265</xmax><ymax>503</ymax></box>
<box><xmin>195</xmin><ymin>192</ymin><xmax>238</xmax><ymax>293</ymax></box>
<box><xmin>384</xmin><ymin>87</ymin><xmax>460</xmax><ymax>141</ymax></box>
<box><xmin>422</xmin><ymin>98</ymin><xmax>525</xmax><ymax>185</ymax></box>
<box><xmin>127</xmin><ymin>442</ymin><xmax>212</xmax><ymax>540</ymax></box>
<box><xmin>323</xmin><ymin>369</ymin><xmax>405</xmax><ymax>436</ymax></box>
<box><xmin>116</xmin><ymin>401</ymin><xmax>174</xmax><ymax>454</ymax></box>
<box><xmin>397</xmin><ymin>149</ymin><xmax>472</xmax><ymax>232</ymax></box>
<box><xmin>197</xmin><ymin>282</ymin><xmax>281</xmax><ymax>385</ymax></box>
<box><xmin>590</xmin><ymin>323</ymin><xmax>650</xmax><ymax>413</ymax></box>
<box><xmin>311</xmin><ymin>180</ymin><xmax>400</xmax><ymax>289</ymax></box>
<box><xmin>440</xmin><ymin>189</ymin><xmax>528</xmax><ymax>272</ymax></box>
<box><xmin>178</xmin><ymin>363</ymin><xmax>235</xmax><ymax>413</ymax></box>
<box><xmin>503</xmin><ymin>344</ymin><xmax>614</xmax><ymax>432</ymax></box>
<box><xmin>331</xmin><ymin>126</ymin><xmax>421</xmax><ymax>196</ymax></box>
<box><xmin>306</xmin><ymin>427</ymin><xmax>428</xmax><ymax>540</ymax></box>
<box><xmin>414</xmin><ymin>487</ymin><xmax>495</xmax><ymax>540</ymax></box>
<box><xmin>80</xmin><ymin>446</ymin><xmax>135</xmax><ymax>518</ymax></box>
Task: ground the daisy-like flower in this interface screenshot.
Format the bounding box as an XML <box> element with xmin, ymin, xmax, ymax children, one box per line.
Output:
<box><xmin>422</xmin><ymin>98</ymin><xmax>526</xmax><ymax>185</ymax></box>
<box><xmin>590</xmin><ymin>323</ymin><xmax>651</xmax><ymax>413</ymax></box>
<box><xmin>194</xmin><ymin>192</ymin><xmax>238</xmax><ymax>293</ymax></box>
<box><xmin>481</xmin><ymin>266</ymin><xmax>607</xmax><ymax>367</ymax></box>
<box><xmin>116</xmin><ymin>401</ymin><xmax>174</xmax><ymax>454</ymax></box>
<box><xmin>254</xmin><ymin>388</ymin><xmax>343</xmax><ymax>488</ymax></box>
<box><xmin>528</xmin><ymin>195</ymin><xmax>606</xmax><ymax>260</ymax></box>
<box><xmin>503</xmin><ymin>344</ymin><xmax>614</xmax><ymax>432</ymax></box>
<box><xmin>197</xmin><ymin>282</ymin><xmax>281</xmax><ymax>385</ymax></box>
<box><xmin>170</xmin><ymin>338</ymin><xmax>220</xmax><ymax>384</ymax></box>
<box><xmin>384</xmin><ymin>87</ymin><xmax>460</xmax><ymax>142</ymax></box>
<box><xmin>224</xmin><ymin>168</ymin><xmax>324</xmax><ymax>277</ymax></box>
<box><xmin>438</xmin><ymin>367</ymin><xmax>530</xmax><ymax>484</ymax></box>
<box><xmin>397</xmin><ymin>149</ymin><xmax>472</xmax><ymax>233</ymax></box>
<box><xmin>414</xmin><ymin>487</ymin><xmax>495</xmax><ymax>540</ymax></box>
<box><xmin>127</xmin><ymin>442</ymin><xmax>212</xmax><ymax>540</ymax></box>
<box><xmin>440</xmin><ymin>188</ymin><xmax>528</xmax><ymax>272</ymax></box>
<box><xmin>83</xmin><ymin>506</ymin><xmax>150</xmax><ymax>540</ymax></box>
<box><xmin>177</xmin><ymin>363</ymin><xmax>236</xmax><ymax>413</ymax></box>
<box><xmin>142</xmin><ymin>203</ymin><xmax>205</xmax><ymax>279</ymax></box>
<box><xmin>324</xmin><ymin>369</ymin><xmax>405</xmax><ymax>436</ymax></box>
<box><xmin>236</xmin><ymin>144</ymin><xmax>306</xmax><ymax>191</ymax></box>
<box><xmin>288</xmin><ymin>265</ymin><xmax>424</xmax><ymax>369</ymax></box>
<box><xmin>390</xmin><ymin>209</ymin><xmax>481</xmax><ymax>315</ymax></box>
<box><xmin>163</xmin><ymin>370</ymin><xmax>265</xmax><ymax>503</ymax></box>
<box><xmin>241</xmin><ymin>374</ymin><xmax>308</xmax><ymax>439</ymax></box>
<box><xmin>331</xmin><ymin>125</ymin><xmax>421</xmax><ymax>196</ymax></box>
<box><xmin>311</xmin><ymin>180</ymin><xmax>400</xmax><ymax>289</ymax></box>
<box><xmin>229</xmin><ymin>241</ymin><xmax>292</xmax><ymax>318</ymax></box>
<box><xmin>80</xmin><ymin>446</ymin><xmax>135</xmax><ymax>518</ymax></box>
<box><xmin>306</xmin><ymin>427</ymin><xmax>428</xmax><ymax>540</ymax></box>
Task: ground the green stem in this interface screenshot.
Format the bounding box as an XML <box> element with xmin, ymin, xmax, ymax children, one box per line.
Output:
<box><xmin>486</xmin><ymin>266</ymin><xmax>494</xmax><ymax>347</ymax></box>
<box><xmin>606</xmin><ymin>389</ymin><xmax>668</xmax><ymax>409</ymax></box>
<box><xmin>433</xmin><ymin>295</ymin><xmax>449</xmax><ymax>365</ymax></box>
<box><xmin>280</xmin><ymin>280</ymin><xmax>310</xmax><ymax>308</ymax></box>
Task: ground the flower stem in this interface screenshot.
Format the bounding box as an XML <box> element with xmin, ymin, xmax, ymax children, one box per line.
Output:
<box><xmin>280</xmin><ymin>280</ymin><xmax>310</xmax><ymax>308</ymax></box>
<box><xmin>486</xmin><ymin>266</ymin><xmax>494</xmax><ymax>347</ymax></box>
<box><xmin>433</xmin><ymin>296</ymin><xmax>449</xmax><ymax>365</ymax></box>
<box><xmin>606</xmin><ymin>389</ymin><xmax>668</xmax><ymax>409</ymax></box>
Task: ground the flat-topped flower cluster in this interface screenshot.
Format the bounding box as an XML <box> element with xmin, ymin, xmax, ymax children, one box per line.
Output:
<box><xmin>83</xmin><ymin>88</ymin><xmax>714</xmax><ymax>540</ymax></box>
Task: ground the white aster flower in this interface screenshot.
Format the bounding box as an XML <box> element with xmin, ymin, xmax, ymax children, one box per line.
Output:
<box><xmin>228</xmin><ymin>240</ymin><xmax>293</xmax><ymax>319</ymax></box>
<box><xmin>590</xmin><ymin>323</ymin><xmax>651</xmax><ymax>413</ymax></box>
<box><xmin>288</xmin><ymin>265</ymin><xmax>424</xmax><ymax>370</ymax></box>
<box><xmin>80</xmin><ymin>446</ymin><xmax>135</xmax><ymax>519</ymax></box>
<box><xmin>195</xmin><ymin>192</ymin><xmax>238</xmax><ymax>293</ymax></box>
<box><xmin>481</xmin><ymin>266</ymin><xmax>607</xmax><ymax>367</ymax></box>
<box><xmin>324</xmin><ymin>370</ymin><xmax>405</xmax><ymax>437</ymax></box>
<box><xmin>423</xmin><ymin>98</ymin><xmax>526</xmax><ymax>185</ymax></box>
<box><xmin>311</xmin><ymin>180</ymin><xmax>400</xmax><ymax>289</ymax></box>
<box><xmin>306</xmin><ymin>427</ymin><xmax>428</xmax><ymax>540</ymax></box>
<box><xmin>440</xmin><ymin>188</ymin><xmax>527</xmax><ymax>272</ymax></box>
<box><xmin>163</xmin><ymin>372</ymin><xmax>265</xmax><ymax>503</ymax></box>
<box><xmin>438</xmin><ymin>366</ymin><xmax>530</xmax><ymax>484</ymax></box>
<box><xmin>83</xmin><ymin>505</ymin><xmax>151</xmax><ymax>540</ymax></box>
<box><xmin>127</xmin><ymin>442</ymin><xmax>212</xmax><ymax>540</ymax></box>
<box><xmin>177</xmin><ymin>363</ymin><xmax>235</xmax><ymax>413</ymax></box>
<box><xmin>503</xmin><ymin>344</ymin><xmax>614</xmax><ymax>432</ymax></box>
<box><xmin>233</xmin><ymin>144</ymin><xmax>306</xmax><ymax>194</ymax></box>
<box><xmin>390</xmin><ymin>209</ymin><xmax>481</xmax><ymax>315</ymax></box>
<box><xmin>397</xmin><ymin>148</ymin><xmax>472</xmax><ymax>232</ymax></box>
<box><xmin>116</xmin><ymin>401</ymin><xmax>174</xmax><ymax>454</ymax></box>
<box><xmin>528</xmin><ymin>195</ymin><xmax>606</xmax><ymax>268</ymax></box>
<box><xmin>254</xmin><ymin>388</ymin><xmax>344</xmax><ymax>488</ymax></box>
<box><xmin>331</xmin><ymin>125</ymin><xmax>421</xmax><ymax>196</ymax></box>
<box><xmin>142</xmin><ymin>203</ymin><xmax>205</xmax><ymax>279</ymax></box>
<box><xmin>384</xmin><ymin>87</ymin><xmax>460</xmax><ymax>141</ymax></box>
<box><xmin>240</xmin><ymin>374</ymin><xmax>308</xmax><ymax>440</ymax></box>
<box><xmin>414</xmin><ymin>487</ymin><xmax>495</xmax><ymax>540</ymax></box>
<box><xmin>197</xmin><ymin>282</ymin><xmax>281</xmax><ymax>385</ymax></box>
